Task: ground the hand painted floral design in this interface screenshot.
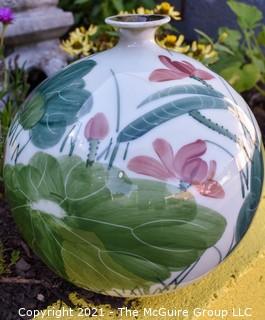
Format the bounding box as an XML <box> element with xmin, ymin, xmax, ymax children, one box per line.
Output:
<box><xmin>4</xmin><ymin>152</ymin><xmax>227</xmax><ymax>295</ymax></box>
<box><xmin>84</xmin><ymin>112</ymin><xmax>109</xmax><ymax>141</ymax></box>
<box><xmin>84</xmin><ymin>112</ymin><xmax>109</xmax><ymax>166</ymax></box>
<box><xmin>149</xmin><ymin>55</ymin><xmax>214</xmax><ymax>82</ymax></box>
<box><xmin>128</xmin><ymin>139</ymin><xmax>224</xmax><ymax>199</ymax></box>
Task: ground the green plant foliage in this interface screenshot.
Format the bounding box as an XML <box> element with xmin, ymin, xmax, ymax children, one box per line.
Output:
<box><xmin>218</xmin><ymin>27</ymin><xmax>242</xmax><ymax>51</ymax></box>
<box><xmin>59</xmin><ymin>0</ymin><xmax>156</xmax><ymax>25</ymax></box>
<box><xmin>209</xmin><ymin>1</ymin><xmax>265</xmax><ymax>94</ymax></box>
<box><xmin>220</xmin><ymin>62</ymin><xmax>261</xmax><ymax>92</ymax></box>
<box><xmin>0</xmin><ymin>241</ymin><xmax>20</xmax><ymax>276</ymax></box>
<box><xmin>227</xmin><ymin>0</ymin><xmax>263</xmax><ymax>29</ymax></box>
<box><xmin>4</xmin><ymin>152</ymin><xmax>226</xmax><ymax>293</ymax></box>
<box><xmin>0</xmin><ymin>61</ymin><xmax>30</xmax><ymax>184</ymax></box>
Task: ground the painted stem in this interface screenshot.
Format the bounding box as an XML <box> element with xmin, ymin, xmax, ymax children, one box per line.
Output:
<box><xmin>205</xmin><ymin>139</ymin><xmax>247</xmax><ymax>198</ymax></box>
<box><xmin>169</xmin><ymin>257</ymin><xmax>201</xmax><ymax>286</ymax></box>
<box><xmin>13</xmin><ymin>136</ymin><xmax>32</xmax><ymax>163</ymax></box>
<box><xmin>108</xmin><ymin>142</ymin><xmax>120</xmax><ymax>169</ymax></box>
<box><xmin>219</xmin><ymin>75</ymin><xmax>255</xmax><ymax>147</ymax></box>
<box><xmin>189</xmin><ymin>110</ymin><xmax>238</xmax><ymax>143</ymax></box>
<box><xmin>204</xmin><ymin>139</ymin><xmax>234</xmax><ymax>158</ymax></box>
<box><xmin>123</xmin><ymin>142</ymin><xmax>130</xmax><ymax>160</ymax></box>
<box><xmin>69</xmin><ymin>124</ymin><xmax>81</xmax><ymax>157</ymax></box>
<box><xmin>60</xmin><ymin>124</ymin><xmax>76</xmax><ymax>153</ymax></box>
<box><xmin>9</xmin><ymin>125</ymin><xmax>22</xmax><ymax>146</ymax></box>
<box><xmin>86</xmin><ymin>139</ymin><xmax>100</xmax><ymax>167</ymax></box>
<box><xmin>213</xmin><ymin>246</ymin><xmax>223</xmax><ymax>264</ymax></box>
<box><xmin>8</xmin><ymin>117</ymin><xmax>19</xmax><ymax>138</ymax></box>
<box><xmin>190</xmin><ymin>75</ymin><xmax>212</xmax><ymax>89</ymax></box>
<box><xmin>111</xmin><ymin>69</ymin><xmax>121</xmax><ymax>133</ymax></box>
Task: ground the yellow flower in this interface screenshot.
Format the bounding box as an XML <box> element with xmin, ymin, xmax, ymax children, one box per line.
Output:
<box><xmin>61</xmin><ymin>38</ymin><xmax>94</xmax><ymax>57</ymax></box>
<box><xmin>155</xmin><ymin>2</ymin><xmax>181</xmax><ymax>20</ymax></box>
<box><xmin>60</xmin><ymin>25</ymin><xmax>98</xmax><ymax>57</ymax></box>
<box><xmin>156</xmin><ymin>34</ymin><xmax>218</xmax><ymax>65</ymax></box>
<box><xmin>86</xmin><ymin>24</ymin><xmax>98</xmax><ymax>36</ymax></box>
<box><xmin>218</xmin><ymin>31</ymin><xmax>228</xmax><ymax>43</ymax></box>
<box><xmin>119</xmin><ymin>7</ymin><xmax>154</xmax><ymax>15</ymax></box>
<box><xmin>118</xmin><ymin>10</ymin><xmax>130</xmax><ymax>15</ymax></box>
<box><xmin>135</xmin><ymin>7</ymin><xmax>154</xmax><ymax>14</ymax></box>
<box><xmin>188</xmin><ymin>41</ymin><xmax>218</xmax><ymax>63</ymax></box>
<box><xmin>157</xmin><ymin>34</ymin><xmax>190</xmax><ymax>53</ymax></box>
<box><xmin>94</xmin><ymin>38</ymin><xmax>116</xmax><ymax>52</ymax></box>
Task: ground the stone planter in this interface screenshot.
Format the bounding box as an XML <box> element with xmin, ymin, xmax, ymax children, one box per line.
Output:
<box><xmin>0</xmin><ymin>0</ymin><xmax>74</xmax><ymax>76</ymax></box>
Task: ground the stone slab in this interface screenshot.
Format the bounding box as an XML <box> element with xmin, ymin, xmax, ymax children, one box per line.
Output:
<box><xmin>0</xmin><ymin>0</ymin><xmax>58</xmax><ymax>11</ymax></box>
<box><xmin>4</xmin><ymin>7</ymin><xmax>74</xmax><ymax>46</ymax></box>
<box><xmin>7</xmin><ymin>39</ymin><xmax>69</xmax><ymax>76</ymax></box>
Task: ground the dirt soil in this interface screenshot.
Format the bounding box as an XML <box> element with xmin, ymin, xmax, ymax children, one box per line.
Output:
<box><xmin>0</xmin><ymin>89</ymin><xmax>264</xmax><ymax>320</ymax></box>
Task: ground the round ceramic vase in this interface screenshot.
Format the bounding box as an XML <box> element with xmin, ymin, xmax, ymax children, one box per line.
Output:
<box><xmin>4</xmin><ymin>15</ymin><xmax>264</xmax><ymax>297</ymax></box>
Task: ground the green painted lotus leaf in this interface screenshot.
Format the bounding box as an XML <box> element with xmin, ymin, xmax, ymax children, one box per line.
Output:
<box><xmin>61</xmin><ymin>228</ymin><xmax>153</xmax><ymax>293</ymax></box>
<box><xmin>19</xmin><ymin>93</ymin><xmax>45</xmax><ymax>129</ymax></box>
<box><xmin>18</xmin><ymin>60</ymin><xmax>96</xmax><ymax>149</ymax></box>
<box><xmin>4</xmin><ymin>152</ymin><xmax>226</xmax><ymax>292</ymax></box>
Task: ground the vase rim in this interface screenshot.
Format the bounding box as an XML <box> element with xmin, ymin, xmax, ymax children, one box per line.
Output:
<box><xmin>105</xmin><ymin>14</ymin><xmax>170</xmax><ymax>29</ymax></box>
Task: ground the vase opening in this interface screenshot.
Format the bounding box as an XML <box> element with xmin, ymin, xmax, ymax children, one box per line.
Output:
<box><xmin>105</xmin><ymin>14</ymin><xmax>170</xmax><ymax>29</ymax></box>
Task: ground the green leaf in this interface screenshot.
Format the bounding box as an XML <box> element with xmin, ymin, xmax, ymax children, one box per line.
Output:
<box><xmin>218</xmin><ymin>27</ymin><xmax>242</xmax><ymax>50</ymax></box>
<box><xmin>10</xmin><ymin>250</ymin><xmax>20</xmax><ymax>266</ymax></box>
<box><xmin>111</xmin><ymin>0</ymin><xmax>124</xmax><ymax>12</ymax></box>
<box><xmin>220</xmin><ymin>62</ymin><xmax>260</xmax><ymax>92</ymax></box>
<box><xmin>235</xmin><ymin>63</ymin><xmax>260</xmax><ymax>92</ymax></box>
<box><xmin>4</xmin><ymin>152</ymin><xmax>227</xmax><ymax>293</ymax></box>
<box><xmin>211</xmin><ymin>51</ymin><xmax>244</xmax><ymax>75</ymax></box>
<box><xmin>117</xmin><ymin>96</ymin><xmax>231</xmax><ymax>143</ymax></box>
<box><xmin>4</xmin><ymin>165</ymin><xmax>66</xmax><ymax>277</ymax></box>
<box><xmin>227</xmin><ymin>0</ymin><xmax>263</xmax><ymax>29</ymax></box>
<box><xmin>138</xmin><ymin>84</ymin><xmax>224</xmax><ymax>108</ymax></box>
<box><xmin>19</xmin><ymin>93</ymin><xmax>45</xmax><ymax>129</ymax></box>
<box><xmin>61</xmin><ymin>228</ymin><xmax>152</xmax><ymax>292</ymax></box>
<box><xmin>252</xmin><ymin>56</ymin><xmax>265</xmax><ymax>73</ymax></box>
<box><xmin>18</xmin><ymin>60</ymin><xmax>96</xmax><ymax>149</ymax></box>
<box><xmin>74</xmin><ymin>0</ymin><xmax>90</xmax><ymax>4</ymax></box>
<box><xmin>214</xmin><ymin>43</ymin><xmax>235</xmax><ymax>55</ymax></box>
<box><xmin>139</xmin><ymin>0</ymin><xmax>155</xmax><ymax>8</ymax></box>
<box><xmin>195</xmin><ymin>29</ymin><xmax>214</xmax><ymax>46</ymax></box>
<box><xmin>236</xmin><ymin>146</ymin><xmax>264</xmax><ymax>242</ymax></box>
<box><xmin>257</xmin><ymin>26</ymin><xmax>265</xmax><ymax>46</ymax></box>
<box><xmin>39</xmin><ymin>60</ymin><xmax>96</xmax><ymax>96</ymax></box>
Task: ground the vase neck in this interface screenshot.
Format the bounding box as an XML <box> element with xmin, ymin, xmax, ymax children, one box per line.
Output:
<box><xmin>117</xmin><ymin>28</ymin><xmax>157</xmax><ymax>47</ymax></box>
<box><xmin>105</xmin><ymin>14</ymin><xmax>170</xmax><ymax>48</ymax></box>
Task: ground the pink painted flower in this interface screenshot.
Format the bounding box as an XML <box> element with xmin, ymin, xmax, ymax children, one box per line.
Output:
<box><xmin>149</xmin><ymin>55</ymin><xmax>214</xmax><ymax>82</ymax></box>
<box><xmin>84</xmin><ymin>112</ymin><xmax>109</xmax><ymax>140</ymax></box>
<box><xmin>0</xmin><ymin>7</ymin><xmax>14</xmax><ymax>24</ymax></box>
<box><xmin>128</xmin><ymin>139</ymin><xmax>224</xmax><ymax>198</ymax></box>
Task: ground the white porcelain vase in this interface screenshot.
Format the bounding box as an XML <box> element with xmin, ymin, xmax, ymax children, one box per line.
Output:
<box><xmin>4</xmin><ymin>14</ymin><xmax>264</xmax><ymax>297</ymax></box>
